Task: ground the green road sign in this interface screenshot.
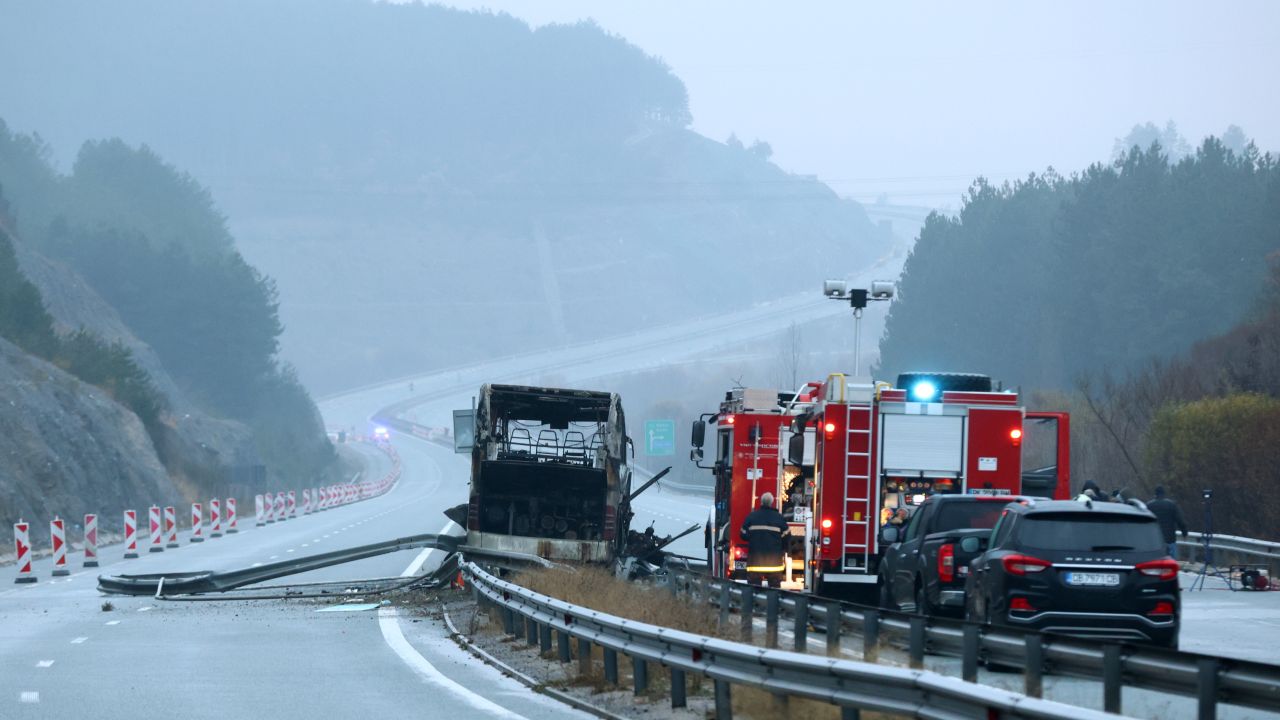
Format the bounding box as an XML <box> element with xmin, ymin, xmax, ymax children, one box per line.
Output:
<box><xmin>645</xmin><ymin>419</ymin><xmax>676</xmax><ymax>456</ymax></box>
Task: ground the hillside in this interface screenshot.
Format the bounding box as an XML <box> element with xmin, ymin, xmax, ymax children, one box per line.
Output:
<box><xmin>0</xmin><ymin>1</ymin><xmax>892</xmax><ymax>392</ymax></box>
<box><xmin>877</xmin><ymin>139</ymin><xmax>1280</xmax><ymax>390</ymax></box>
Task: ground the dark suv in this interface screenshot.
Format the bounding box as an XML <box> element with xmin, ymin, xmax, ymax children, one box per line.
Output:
<box><xmin>964</xmin><ymin>499</ymin><xmax>1180</xmax><ymax>649</ymax></box>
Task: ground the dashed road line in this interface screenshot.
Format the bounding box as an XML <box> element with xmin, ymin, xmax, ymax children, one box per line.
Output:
<box><xmin>35</xmin><ymin>660</ymin><xmax>54</xmax><ymax>668</ymax></box>
<box><xmin>70</xmin><ymin>637</ymin><xmax>87</xmax><ymax>644</ymax></box>
<box><xmin>105</xmin><ymin>620</ymin><xmax>120</xmax><ymax>626</ymax></box>
<box><xmin>137</xmin><ymin>606</ymin><xmax>153</xmax><ymax>613</ymax></box>
<box><xmin>19</xmin><ymin>691</ymin><xmax>39</xmax><ymax>703</ymax></box>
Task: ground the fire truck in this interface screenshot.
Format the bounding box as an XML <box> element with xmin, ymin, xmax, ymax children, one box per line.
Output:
<box><xmin>690</xmin><ymin>372</ymin><xmax>1070</xmax><ymax>600</ymax></box>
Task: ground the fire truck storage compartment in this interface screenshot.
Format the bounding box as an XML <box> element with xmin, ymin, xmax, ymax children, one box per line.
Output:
<box><xmin>881</xmin><ymin>413</ymin><xmax>964</xmax><ymax>475</ymax></box>
<box><xmin>474</xmin><ymin>460</ymin><xmax>606</xmax><ymax>540</ymax></box>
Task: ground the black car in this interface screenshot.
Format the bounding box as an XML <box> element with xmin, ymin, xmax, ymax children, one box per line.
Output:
<box><xmin>879</xmin><ymin>494</ymin><xmax>1031</xmax><ymax>617</ymax></box>
<box><xmin>964</xmin><ymin>499</ymin><xmax>1180</xmax><ymax>649</ymax></box>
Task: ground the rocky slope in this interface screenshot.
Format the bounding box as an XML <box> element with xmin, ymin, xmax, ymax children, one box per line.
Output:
<box><xmin>0</xmin><ymin>336</ymin><xmax>175</xmax><ymax>529</ymax></box>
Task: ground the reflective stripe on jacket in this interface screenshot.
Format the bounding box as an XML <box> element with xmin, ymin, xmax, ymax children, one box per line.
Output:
<box><xmin>739</xmin><ymin>507</ymin><xmax>789</xmax><ymax>572</ymax></box>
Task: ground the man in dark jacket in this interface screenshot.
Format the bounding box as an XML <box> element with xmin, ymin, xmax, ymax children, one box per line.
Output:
<box><xmin>1147</xmin><ymin>485</ymin><xmax>1189</xmax><ymax>558</ymax></box>
<box><xmin>740</xmin><ymin>492</ymin><xmax>789</xmax><ymax>587</ymax></box>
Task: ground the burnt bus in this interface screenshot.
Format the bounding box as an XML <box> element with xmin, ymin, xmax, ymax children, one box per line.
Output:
<box><xmin>453</xmin><ymin>384</ymin><xmax>632</xmax><ymax>563</ymax></box>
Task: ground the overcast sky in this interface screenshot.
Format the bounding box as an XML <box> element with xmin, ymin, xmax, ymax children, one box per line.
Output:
<box><xmin>435</xmin><ymin>1</ymin><xmax>1279</xmax><ymax>207</ymax></box>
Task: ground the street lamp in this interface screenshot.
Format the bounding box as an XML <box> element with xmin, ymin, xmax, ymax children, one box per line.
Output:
<box><xmin>823</xmin><ymin>279</ymin><xmax>895</xmax><ymax>376</ymax></box>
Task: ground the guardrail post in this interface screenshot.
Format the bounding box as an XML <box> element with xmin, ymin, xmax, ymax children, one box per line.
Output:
<box><xmin>714</xmin><ymin>679</ymin><xmax>732</xmax><ymax>720</ymax></box>
<box><xmin>1197</xmin><ymin>658</ymin><xmax>1218</xmax><ymax>720</ymax></box>
<box><xmin>502</xmin><ymin>607</ymin><xmax>514</xmax><ymax>636</ymax></box>
<box><xmin>908</xmin><ymin>616</ymin><xmax>925</xmax><ymax>669</ymax></box>
<box><xmin>718</xmin><ymin>584</ymin><xmax>731</xmax><ymax>629</ymax></box>
<box><xmin>577</xmin><ymin>637</ymin><xmax>591</xmax><ymax>675</ymax></box>
<box><xmin>1103</xmin><ymin>644</ymin><xmax>1122</xmax><ymax>714</ymax></box>
<box><xmin>794</xmin><ymin>595</ymin><xmax>809</xmax><ymax>652</ymax></box>
<box><xmin>670</xmin><ymin>668</ymin><xmax>687</xmax><ymax>708</ymax></box>
<box><xmin>539</xmin><ymin>622</ymin><xmax>552</xmax><ymax>656</ymax></box>
<box><xmin>604</xmin><ymin>648</ymin><xmax>618</xmax><ymax>685</ymax></box>
<box><xmin>699</xmin><ymin>574</ymin><xmax>710</xmax><ymax>605</ymax></box>
<box><xmin>557</xmin><ymin>629</ymin><xmax>571</xmax><ymax>663</ymax></box>
<box><xmin>740</xmin><ymin>585</ymin><xmax>755</xmax><ymax>642</ymax></box>
<box><xmin>961</xmin><ymin>623</ymin><xmax>979</xmax><ymax>682</ymax></box>
<box><xmin>840</xmin><ymin>708</ymin><xmax>861</xmax><ymax>720</ymax></box>
<box><xmin>826</xmin><ymin>603</ymin><xmax>842</xmax><ymax>657</ymax></box>
<box><xmin>765</xmin><ymin>591</ymin><xmax>780</xmax><ymax>649</ymax></box>
<box><xmin>526</xmin><ymin>616</ymin><xmax>538</xmax><ymax>646</ymax></box>
<box><xmin>863</xmin><ymin>610</ymin><xmax>880</xmax><ymax>663</ymax></box>
<box><xmin>1025</xmin><ymin>633</ymin><xmax>1043</xmax><ymax>698</ymax></box>
<box><xmin>632</xmin><ymin>657</ymin><xmax>648</xmax><ymax>695</ymax></box>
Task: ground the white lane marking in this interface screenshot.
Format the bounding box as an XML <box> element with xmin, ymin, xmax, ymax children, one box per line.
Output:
<box><xmin>286</xmin><ymin>549</ymin><xmax>295</xmax><ymax>554</ymax></box>
<box><xmin>70</xmin><ymin>637</ymin><xmax>88</xmax><ymax>644</ymax></box>
<box><xmin>301</xmin><ymin>543</ymin><xmax>310</xmax><ymax>548</ymax></box>
<box><xmin>378</xmin><ymin>606</ymin><xmax>524</xmax><ymax>719</ymax></box>
<box><xmin>105</xmin><ymin>620</ymin><xmax>120</xmax><ymax>626</ymax></box>
<box><xmin>36</xmin><ymin>660</ymin><xmax>54</xmax><ymax>668</ymax></box>
<box><xmin>137</xmin><ymin>606</ymin><xmax>153</xmax><ymax>613</ymax></box>
<box><xmin>20</xmin><ymin>691</ymin><xmax>39</xmax><ymax>703</ymax></box>
<box><xmin>269</xmin><ymin>555</ymin><xmax>279</xmax><ymax>560</ymax></box>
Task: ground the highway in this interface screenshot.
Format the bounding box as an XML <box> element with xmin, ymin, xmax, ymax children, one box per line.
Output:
<box><xmin>4</xmin><ymin>278</ymin><xmax>1278</xmax><ymax>718</ymax></box>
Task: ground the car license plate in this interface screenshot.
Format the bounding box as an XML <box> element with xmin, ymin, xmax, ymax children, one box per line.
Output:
<box><xmin>734</xmin><ymin>561</ymin><xmax>747</xmax><ymax>571</ymax></box>
<box><xmin>1065</xmin><ymin>572</ymin><xmax>1120</xmax><ymax>587</ymax></box>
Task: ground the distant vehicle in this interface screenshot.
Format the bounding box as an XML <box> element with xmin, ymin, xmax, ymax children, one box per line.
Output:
<box><xmin>964</xmin><ymin>499</ymin><xmax>1180</xmax><ymax>649</ymax></box>
<box><xmin>450</xmin><ymin>384</ymin><xmax>633</xmax><ymax>564</ymax></box>
<box><xmin>372</xmin><ymin>426</ymin><xmax>390</xmax><ymax>442</ymax></box>
<box><xmin>878</xmin><ymin>494</ymin><xmax>1032</xmax><ymax>616</ymax></box>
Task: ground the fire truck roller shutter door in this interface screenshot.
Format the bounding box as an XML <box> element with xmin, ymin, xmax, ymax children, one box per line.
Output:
<box><xmin>881</xmin><ymin>414</ymin><xmax>964</xmax><ymax>475</ymax></box>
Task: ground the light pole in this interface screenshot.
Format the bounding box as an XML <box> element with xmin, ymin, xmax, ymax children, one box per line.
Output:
<box><xmin>823</xmin><ymin>279</ymin><xmax>895</xmax><ymax>376</ymax></box>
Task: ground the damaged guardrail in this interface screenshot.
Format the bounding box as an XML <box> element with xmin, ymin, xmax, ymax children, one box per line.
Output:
<box><xmin>464</xmin><ymin>561</ymin><xmax>1117</xmax><ymax>720</ymax></box>
<box><xmin>665</xmin><ymin>566</ymin><xmax>1280</xmax><ymax>719</ymax></box>
<box><xmin>98</xmin><ymin>533</ymin><xmax>461</xmax><ymax>596</ymax></box>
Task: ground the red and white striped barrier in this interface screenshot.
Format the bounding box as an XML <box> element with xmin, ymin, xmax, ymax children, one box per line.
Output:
<box><xmin>301</xmin><ymin>488</ymin><xmax>311</xmax><ymax>515</ymax></box>
<box><xmin>226</xmin><ymin>498</ymin><xmax>238</xmax><ymax>533</ymax></box>
<box><xmin>84</xmin><ymin>513</ymin><xmax>99</xmax><ymax>568</ymax></box>
<box><xmin>124</xmin><ymin>510</ymin><xmax>139</xmax><ymax>559</ymax></box>
<box><xmin>190</xmin><ymin>503</ymin><xmax>204</xmax><ymax>543</ymax></box>
<box><xmin>255</xmin><ymin>494</ymin><xmax>266</xmax><ymax>525</ymax></box>
<box><xmin>318</xmin><ymin>486</ymin><xmax>328</xmax><ymax>510</ymax></box>
<box><xmin>148</xmin><ymin>505</ymin><xmax>164</xmax><ymax>553</ymax></box>
<box><xmin>210</xmin><ymin>498</ymin><xmax>222</xmax><ymax>538</ymax></box>
<box><xmin>165</xmin><ymin>506</ymin><xmax>178</xmax><ymax>548</ymax></box>
<box><xmin>13</xmin><ymin>520</ymin><xmax>35</xmax><ymax>583</ymax></box>
<box><xmin>274</xmin><ymin>492</ymin><xmax>286</xmax><ymax>521</ymax></box>
<box><xmin>286</xmin><ymin>491</ymin><xmax>296</xmax><ymax>519</ymax></box>
<box><xmin>312</xmin><ymin>487</ymin><xmax>320</xmax><ymax>511</ymax></box>
<box><xmin>51</xmin><ymin>517</ymin><xmax>70</xmax><ymax>576</ymax></box>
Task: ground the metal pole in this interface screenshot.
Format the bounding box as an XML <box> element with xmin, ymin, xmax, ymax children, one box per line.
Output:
<box><xmin>714</xmin><ymin>679</ymin><xmax>732</xmax><ymax>720</ymax></box>
<box><xmin>577</xmin><ymin>637</ymin><xmax>591</xmax><ymax>675</ymax></box>
<box><xmin>765</xmin><ymin>591</ymin><xmax>780</xmax><ymax>649</ymax></box>
<box><xmin>671</xmin><ymin>668</ymin><xmax>687</xmax><ymax>709</ymax></box>
<box><xmin>604</xmin><ymin>648</ymin><xmax>618</xmax><ymax>684</ymax></box>
<box><xmin>740</xmin><ymin>584</ymin><xmax>755</xmax><ymax>642</ymax></box>
<box><xmin>1025</xmin><ymin>634</ymin><xmax>1044</xmax><ymax>698</ymax></box>
<box><xmin>1103</xmin><ymin>644</ymin><xmax>1122</xmax><ymax>714</ymax></box>
<box><xmin>826</xmin><ymin>603</ymin><xmax>842</xmax><ymax>657</ymax></box>
<box><xmin>852</xmin><ymin>307</ymin><xmax>863</xmax><ymax>376</ymax></box>
<box><xmin>794</xmin><ymin>596</ymin><xmax>809</xmax><ymax>652</ymax></box>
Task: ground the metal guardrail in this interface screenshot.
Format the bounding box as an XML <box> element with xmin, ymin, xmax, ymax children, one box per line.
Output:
<box><xmin>663</xmin><ymin>566</ymin><xmax>1280</xmax><ymax>719</ymax></box>
<box><xmin>463</xmin><ymin>561</ymin><xmax>1117</xmax><ymax>720</ymax></box>
<box><xmin>1179</xmin><ymin>532</ymin><xmax>1280</xmax><ymax>577</ymax></box>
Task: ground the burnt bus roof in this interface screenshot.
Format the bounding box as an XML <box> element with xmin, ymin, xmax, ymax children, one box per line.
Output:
<box><xmin>484</xmin><ymin>383</ymin><xmax>619</xmax><ymax>424</ymax></box>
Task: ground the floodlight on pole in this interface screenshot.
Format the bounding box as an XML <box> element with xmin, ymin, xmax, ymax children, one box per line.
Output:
<box><xmin>823</xmin><ymin>279</ymin><xmax>896</xmax><ymax>376</ymax></box>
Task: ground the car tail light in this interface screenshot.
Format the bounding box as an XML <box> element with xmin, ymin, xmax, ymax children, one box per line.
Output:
<box><xmin>1009</xmin><ymin>597</ymin><xmax>1037</xmax><ymax>614</ymax></box>
<box><xmin>1148</xmin><ymin>601</ymin><xmax>1175</xmax><ymax>618</ymax></box>
<box><xmin>1002</xmin><ymin>553</ymin><xmax>1051</xmax><ymax>576</ymax></box>
<box><xmin>1136</xmin><ymin>558</ymin><xmax>1179</xmax><ymax>581</ymax></box>
<box><xmin>733</xmin><ymin>545</ymin><xmax>746</xmax><ymax>559</ymax></box>
<box><xmin>938</xmin><ymin>543</ymin><xmax>955</xmax><ymax>583</ymax></box>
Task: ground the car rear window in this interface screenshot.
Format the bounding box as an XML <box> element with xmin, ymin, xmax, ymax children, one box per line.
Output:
<box><xmin>1016</xmin><ymin>513</ymin><xmax>1163</xmax><ymax>551</ymax></box>
<box><xmin>934</xmin><ymin>502</ymin><xmax>1006</xmax><ymax>532</ymax></box>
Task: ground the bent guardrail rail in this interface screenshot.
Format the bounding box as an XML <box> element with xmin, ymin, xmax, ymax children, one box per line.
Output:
<box><xmin>97</xmin><ymin>533</ymin><xmax>460</xmax><ymax>596</ymax></box>
<box><xmin>665</xmin><ymin>566</ymin><xmax>1280</xmax><ymax>719</ymax></box>
<box><xmin>463</xmin><ymin>561</ymin><xmax>1116</xmax><ymax>720</ymax></box>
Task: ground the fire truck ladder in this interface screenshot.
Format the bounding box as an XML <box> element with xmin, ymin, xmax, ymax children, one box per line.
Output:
<box><xmin>842</xmin><ymin>402</ymin><xmax>874</xmax><ymax>574</ymax></box>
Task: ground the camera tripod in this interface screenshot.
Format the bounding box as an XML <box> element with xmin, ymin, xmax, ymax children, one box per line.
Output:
<box><xmin>1189</xmin><ymin>491</ymin><xmax>1229</xmax><ymax>591</ymax></box>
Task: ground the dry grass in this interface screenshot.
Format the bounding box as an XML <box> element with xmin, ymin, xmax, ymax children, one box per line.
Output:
<box><xmin>503</xmin><ymin>567</ymin><xmax>906</xmax><ymax>719</ymax></box>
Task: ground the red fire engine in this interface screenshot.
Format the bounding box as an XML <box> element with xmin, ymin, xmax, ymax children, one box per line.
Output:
<box><xmin>690</xmin><ymin>372</ymin><xmax>1070</xmax><ymax>599</ymax></box>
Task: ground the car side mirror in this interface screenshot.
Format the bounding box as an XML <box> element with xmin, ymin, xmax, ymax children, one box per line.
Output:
<box><xmin>880</xmin><ymin>526</ymin><xmax>901</xmax><ymax>545</ymax></box>
<box><xmin>959</xmin><ymin>535</ymin><xmax>984</xmax><ymax>554</ymax></box>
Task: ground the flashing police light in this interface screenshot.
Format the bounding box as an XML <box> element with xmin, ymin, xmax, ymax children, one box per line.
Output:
<box><xmin>909</xmin><ymin>380</ymin><xmax>938</xmax><ymax>402</ymax></box>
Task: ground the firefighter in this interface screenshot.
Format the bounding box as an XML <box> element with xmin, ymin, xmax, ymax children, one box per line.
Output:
<box><xmin>1076</xmin><ymin>479</ymin><xmax>1104</xmax><ymax>502</ymax></box>
<box><xmin>740</xmin><ymin>492</ymin><xmax>789</xmax><ymax>587</ymax></box>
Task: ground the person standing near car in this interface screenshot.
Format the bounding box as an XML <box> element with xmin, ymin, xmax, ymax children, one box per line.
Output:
<box><xmin>1147</xmin><ymin>485</ymin><xmax>1189</xmax><ymax>558</ymax></box>
<box><xmin>740</xmin><ymin>492</ymin><xmax>789</xmax><ymax>587</ymax></box>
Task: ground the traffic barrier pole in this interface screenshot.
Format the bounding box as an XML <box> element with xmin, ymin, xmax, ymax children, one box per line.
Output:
<box><xmin>165</xmin><ymin>506</ymin><xmax>178</xmax><ymax>548</ymax></box>
<box><xmin>226</xmin><ymin>498</ymin><xmax>238</xmax><ymax>533</ymax></box>
<box><xmin>255</xmin><ymin>494</ymin><xmax>265</xmax><ymax>526</ymax></box>
<box><xmin>148</xmin><ymin>505</ymin><xmax>164</xmax><ymax>553</ymax></box>
<box><xmin>275</xmin><ymin>492</ymin><xmax>286</xmax><ymax>520</ymax></box>
<box><xmin>210</xmin><ymin>498</ymin><xmax>222</xmax><ymax>538</ymax></box>
<box><xmin>302</xmin><ymin>488</ymin><xmax>311</xmax><ymax>515</ymax></box>
<box><xmin>312</xmin><ymin>487</ymin><xmax>319</xmax><ymax>511</ymax></box>
<box><xmin>13</xmin><ymin>520</ymin><xmax>36</xmax><ymax>583</ymax></box>
<box><xmin>319</xmin><ymin>486</ymin><xmax>328</xmax><ymax>510</ymax></box>
<box><xmin>83</xmin><ymin>513</ymin><xmax>99</xmax><ymax>567</ymax></box>
<box><xmin>123</xmin><ymin>510</ymin><xmax>139</xmax><ymax>558</ymax></box>
<box><xmin>264</xmin><ymin>492</ymin><xmax>275</xmax><ymax>524</ymax></box>
<box><xmin>50</xmin><ymin>517</ymin><xmax>70</xmax><ymax>576</ymax></box>
<box><xmin>190</xmin><ymin>503</ymin><xmax>204</xmax><ymax>543</ymax></box>
<box><xmin>286</xmin><ymin>491</ymin><xmax>296</xmax><ymax>519</ymax></box>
